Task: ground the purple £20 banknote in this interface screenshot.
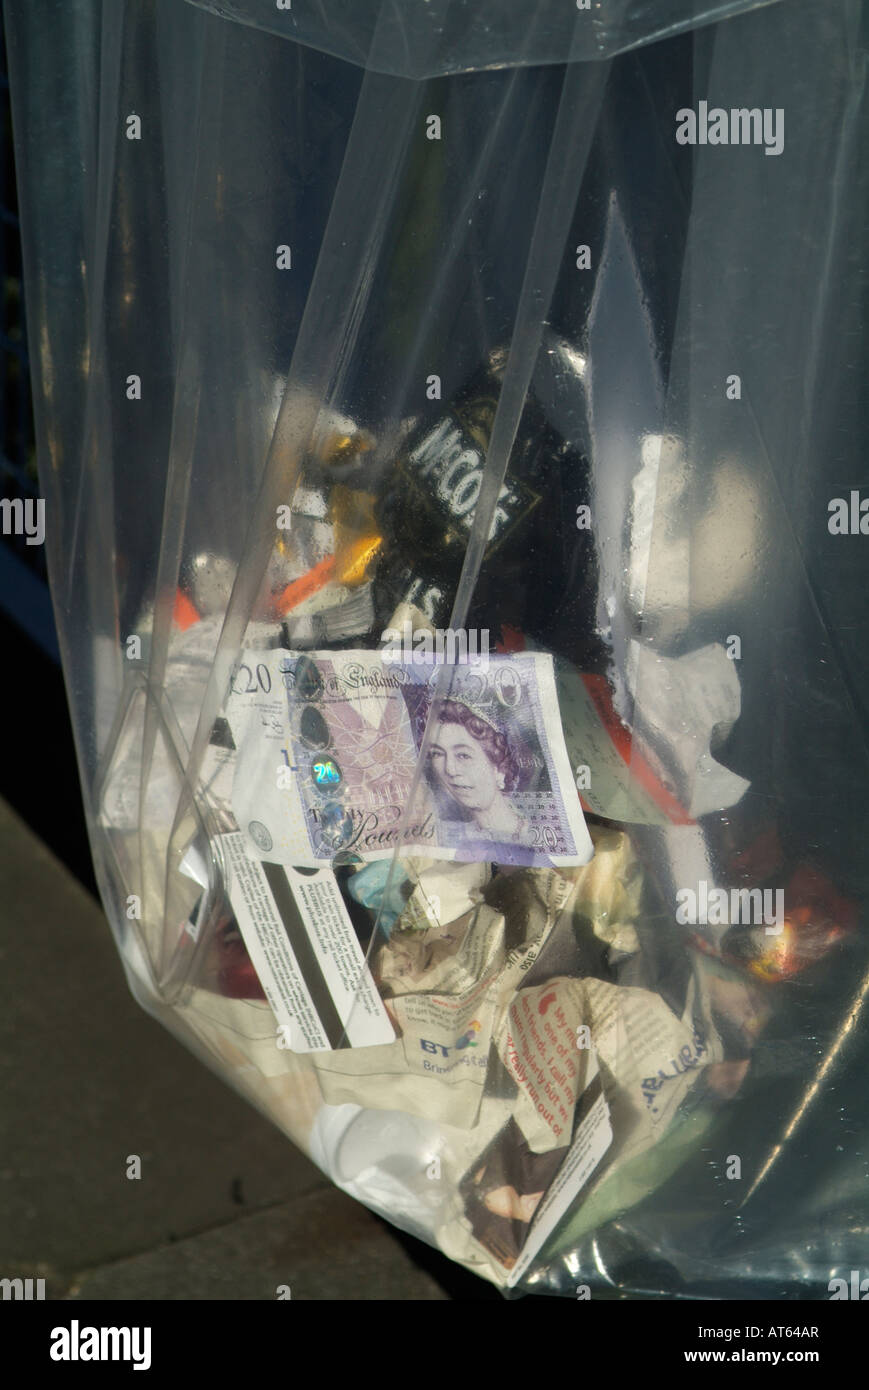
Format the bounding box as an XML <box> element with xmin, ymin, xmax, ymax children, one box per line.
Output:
<box><xmin>223</xmin><ymin>648</ymin><xmax>593</xmax><ymax>868</ymax></box>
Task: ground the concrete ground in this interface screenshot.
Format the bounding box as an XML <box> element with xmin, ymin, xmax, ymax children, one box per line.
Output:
<box><xmin>0</xmin><ymin>796</ymin><xmax>500</xmax><ymax>1301</ymax></box>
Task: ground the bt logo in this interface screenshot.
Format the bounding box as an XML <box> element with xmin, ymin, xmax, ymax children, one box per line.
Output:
<box><xmin>455</xmin><ymin>1020</ymin><xmax>482</xmax><ymax>1050</ymax></box>
<box><xmin>420</xmin><ymin>1021</ymin><xmax>481</xmax><ymax>1058</ymax></box>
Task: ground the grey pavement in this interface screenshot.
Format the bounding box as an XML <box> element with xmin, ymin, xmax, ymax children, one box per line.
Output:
<box><xmin>0</xmin><ymin>797</ymin><xmax>453</xmax><ymax>1300</ymax></box>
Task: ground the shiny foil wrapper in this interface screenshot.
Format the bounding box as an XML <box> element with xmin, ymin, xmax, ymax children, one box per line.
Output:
<box><xmin>719</xmin><ymin>864</ymin><xmax>856</xmax><ymax>983</ymax></box>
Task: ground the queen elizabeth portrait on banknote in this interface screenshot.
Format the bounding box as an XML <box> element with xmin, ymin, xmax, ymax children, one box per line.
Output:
<box><xmin>422</xmin><ymin>698</ymin><xmax>537</xmax><ymax>849</ymax></box>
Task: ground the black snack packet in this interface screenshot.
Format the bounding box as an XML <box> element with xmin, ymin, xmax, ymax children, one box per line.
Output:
<box><xmin>374</xmin><ymin>341</ymin><xmax>601</xmax><ymax>667</ymax></box>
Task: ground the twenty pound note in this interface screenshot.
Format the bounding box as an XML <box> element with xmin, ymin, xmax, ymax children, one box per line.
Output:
<box><xmin>224</xmin><ymin>648</ymin><xmax>593</xmax><ymax>868</ymax></box>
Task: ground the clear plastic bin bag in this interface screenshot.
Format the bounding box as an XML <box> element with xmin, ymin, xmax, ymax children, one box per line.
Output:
<box><xmin>6</xmin><ymin>0</ymin><xmax>869</xmax><ymax>1296</ymax></box>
